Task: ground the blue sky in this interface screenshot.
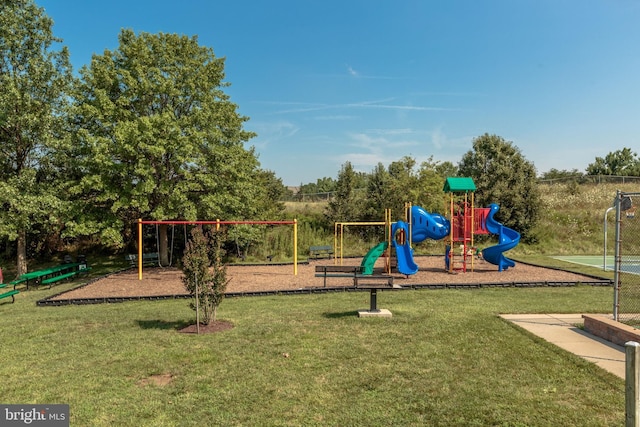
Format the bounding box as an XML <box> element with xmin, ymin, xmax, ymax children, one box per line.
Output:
<box><xmin>39</xmin><ymin>0</ymin><xmax>640</xmax><ymax>186</ymax></box>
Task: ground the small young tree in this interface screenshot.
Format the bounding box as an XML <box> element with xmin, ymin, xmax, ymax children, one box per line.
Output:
<box><xmin>182</xmin><ymin>227</ymin><xmax>228</xmax><ymax>325</ymax></box>
<box><xmin>207</xmin><ymin>229</ymin><xmax>228</xmax><ymax>323</ymax></box>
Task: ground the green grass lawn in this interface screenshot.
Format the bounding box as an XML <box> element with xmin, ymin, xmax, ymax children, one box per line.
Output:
<box><xmin>0</xmin><ymin>283</ymin><xmax>623</xmax><ymax>426</ymax></box>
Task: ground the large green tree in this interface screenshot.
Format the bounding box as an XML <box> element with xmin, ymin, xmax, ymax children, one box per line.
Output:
<box><xmin>586</xmin><ymin>148</ymin><xmax>640</xmax><ymax>176</ymax></box>
<box><xmin>458</xmin><ymin>133</ymin><xmax>541</xmax><ymax>243</ymax></box>
<box><xmin>367</xmin><ymin>156</ymin><xmax>448</xmax><ymax>220</ymax></box>
<box><xmin>386</xmin><ymin>156</ymin><xmax>420</xmax><ymax>215</ymax></box>
<box><xmin>414</xmin><ymin>157</ymin><xmax>451</xmax><ymax>214</ymax></box>
<box><xmin>326</xmin><ymin>162</ymin><xmax>364</xmax><ymax>223</ymax></box>
<box><xmin>69</xmin><ymin>30</ymin><xmax>267</xmax><ymax>262</ymax></box>
<box><xmin>0</xmin><ymin>0</ymin><xmax>73</xmax><ymax>275</ymax></box>
<box><xmin>362</xmin><ymin>163</ymin><xmax>391</xmax><ymax>222</ymax></box>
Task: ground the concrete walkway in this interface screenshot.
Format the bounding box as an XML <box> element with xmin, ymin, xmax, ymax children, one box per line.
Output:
<box><xmin>500</xmin><ymin>313</ymin><xmax>625</xmax><ymax>379</ymax></box>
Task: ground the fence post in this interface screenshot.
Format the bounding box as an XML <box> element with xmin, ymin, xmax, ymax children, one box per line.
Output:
<box><xmin>626</xmin><ymin>341</ymin><xmax>640</xmax><ymax>427</ymax></box>
<box><xmin>614</xmin><ymin>190</ymin><xmax>622</xmax><ymax>321</ymax></box>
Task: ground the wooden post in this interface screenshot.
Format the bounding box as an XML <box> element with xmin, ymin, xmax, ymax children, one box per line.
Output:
<box><xmin>626</xmin><ymin>341</ymin><xmax>640</xmax><ymax>426</ymax></box>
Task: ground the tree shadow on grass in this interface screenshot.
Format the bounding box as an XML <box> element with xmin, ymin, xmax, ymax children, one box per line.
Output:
<box><xmin>136</xmin><ymin>319</ymin><xmax>191</xmax><ymax>330</ymax></box>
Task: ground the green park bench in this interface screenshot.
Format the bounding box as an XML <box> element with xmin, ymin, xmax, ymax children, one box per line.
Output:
<box><xmin>0</xmin><ymin>289</ymin><xmax>19</xmax><ymax>303</ymax></box>
<box><xmin>309</xmin><ymin>245</ymin><xmax>334</xmax><ymax>259</ymax></box>
<box><xmin>126</xmin><ymin>253</ymin><xmax>159</xmax><ymax>267</ymax></box>
<box><xmin>8</xmin><ymin>278</ymin><xmax>26</xmax><ymax>290</ymax></box>
<box><xmin>41</xmin><ymin>271</ymin><xmax>79</xmax><ymax>288</ymax></box>
<box><xmin>314</xmin><ymin>265</ymin><xmax>362</xmax><ymax>287</ymax></box>
<box><xmin>315</xmin><ymin>265</ymin><xmax>395</xmax><ymax>288</ymax></box>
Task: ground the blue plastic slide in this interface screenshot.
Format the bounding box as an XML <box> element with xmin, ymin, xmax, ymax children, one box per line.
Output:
<box><xmin>481</xmin><ymin>203</ymin><xmax>521</xmax><ymax>271</ymax></box>
<box><xmin>391</xmin><ymin>206</ymin><xmax>450</xmax><ymax>275</ymax></box>
<box><xmin>410</xmin><ymin>205</ymin><xmax>450</xmax><ymax>243</ymax></box>
<box><xmin>392</xmin><ymin>221</ymin><xmax>419</xmax><ymax>275</ymax></box>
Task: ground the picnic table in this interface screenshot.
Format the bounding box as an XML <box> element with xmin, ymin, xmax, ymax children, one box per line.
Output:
<box><xmin>19</xmin><ymin>263</ymin><xmax>84</xmax><ymax>289</ymax></box>
<box><xmin>0</xmin><ymin>285</ymin><xmax>19</xmax><ymax>303</ymax></box>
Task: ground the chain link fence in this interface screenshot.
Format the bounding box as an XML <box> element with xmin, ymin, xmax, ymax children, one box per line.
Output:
<box><xmin>613</xmin><ymin>191</ymin><xmax>640</xmax><ymax>326</ymax></box>
<box><xmin>538</xmin><ymin>175</ymin><xmax>640</xmax><ymax>186</ymax></box>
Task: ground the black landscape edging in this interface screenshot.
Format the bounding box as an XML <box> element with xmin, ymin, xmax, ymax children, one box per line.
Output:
<box><xmin>37</xmin><ymin>278</ymin><xmax>613</xmax><ymax>307</ymax></box>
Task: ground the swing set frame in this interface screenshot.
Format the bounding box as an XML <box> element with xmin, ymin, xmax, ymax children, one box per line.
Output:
<box><xmin>136</xmin><ymin>219</ymin><xmax>298</xmax><ymax>280</ymax></box>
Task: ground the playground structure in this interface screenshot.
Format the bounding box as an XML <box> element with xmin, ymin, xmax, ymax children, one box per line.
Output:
<box><xmin>388</xmin><ymin>177</ymin><xmax>521</xmax><ymax>275</ymax></box>
<box><xmin>136</xmin><ymin>219</ymin><xmax>298</xmax><ymax>280</ymax></box>
<box><xmin>329</xmin><ymin>177</ymin><xmax>521</xmax><ymax>277</ymax></box>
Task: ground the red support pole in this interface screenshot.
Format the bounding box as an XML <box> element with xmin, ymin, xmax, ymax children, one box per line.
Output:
<box><xmin>139</xmin><ymin>220</ymin><xmax>296</xmax><ymax>225</ymax></box>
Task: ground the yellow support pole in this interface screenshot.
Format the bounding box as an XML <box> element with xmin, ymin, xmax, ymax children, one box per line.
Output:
<box><xmin>340</xmin><ymin>223</ymin><xmax>344</xmax><ymax>265</ymax></box>
<box><xmin>333</xmin><ymin>222</ymin><xmax>338</xmax><ymax>265</ymax></box>
<box><xmin>385</xmin><ymin>208</ymin><xmax>392</xmax><ymax>274</ymax></box>
<box><xmin>333</xmin><ymin>221</ymin><xmax>387</xmax><ymax>266</ymax></box>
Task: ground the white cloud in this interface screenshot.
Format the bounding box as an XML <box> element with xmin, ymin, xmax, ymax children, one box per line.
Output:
<box><xmin>367</xmin><ymin>128</ymin><xmax>414</xmax><ymax>135</ymax></box>
<box><xmin>431</xmin><ymin>128</ymin><xmax>446</xmax><ymax>150</ymax></box>
<box><xmin>331</xmin><ymin>127</ymin><xmax>479</xmax><ymax>173</ymax></box>
<box><xmin>345</xmin><ymin>101</ymin><xmax>454</xmax><ymax>112</ymax></box>
<box><xmin>250</xmin><ymin>120</ymin><xmax>299</xmax><ymax>149</ymax></box>
<box><xmin>348</xmin><ymin>132</ymin><xmax>387</xmax><ymax>152</ymax></box>
<box><xmin>267</xmin><ymin>98</ymin><xmax>457</xmax><ymax>115</ymax></box>
<box><xmin>344</xmin><ymin>65</ymin><xmax>400</xmax><ymax>80</ymax></box>
<box><xmin>314</xmin><ymin>115</ymin><xmax>357</xmax><ymax>121</ymax></box>
<box><xmin>336</xmin><ymin>131</ymin><xmax>423</xmax><ymax>172</ymax></box>
<box><xmin>338</xmin><ymin>152</ymin><xmax>385</xmax><ymax>166</ymax></box>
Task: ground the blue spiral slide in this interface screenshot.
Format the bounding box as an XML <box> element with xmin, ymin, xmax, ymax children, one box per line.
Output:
<box><xmin>481</xmin><ymin>203</ymin><xmax>521</xmax><ymax>271</ymax></box>
<box><xmin>392</xmin><ymin>206</ymin><xmax>450</xmax><ymax>275</ymax></box>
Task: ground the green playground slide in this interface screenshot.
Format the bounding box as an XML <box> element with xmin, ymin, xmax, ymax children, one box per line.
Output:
<box><xmin>360</xmin><ymin>241</ymin><xmax>389</xmax><ymax>275</ymax></box>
